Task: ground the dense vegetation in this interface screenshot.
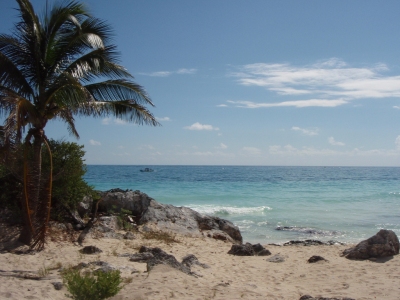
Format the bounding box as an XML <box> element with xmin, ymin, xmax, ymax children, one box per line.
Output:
<box><xmin>0</xmin><ymin>140</ymin><xmax>95</xmax><ymax>221</ymax></box>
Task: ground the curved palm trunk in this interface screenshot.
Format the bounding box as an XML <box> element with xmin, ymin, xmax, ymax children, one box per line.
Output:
<box><xmin>18</xmin><ymin>129</ymin><xmax>52</xmax><ymax>250</ymax></box>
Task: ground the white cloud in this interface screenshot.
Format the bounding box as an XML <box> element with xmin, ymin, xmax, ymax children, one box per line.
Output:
<box><xmin>393</xmin><ymin>106</ymin><xmax>400</xmax><ymax>109</ymax></box>
<box><xmin>329</xmin><ymin>137</ymin><xmax>345</xmax><ymax>146</ymax></box>
<box><xmin>217</xmin><ymin>104</ymin><xmax>228</xmax><ymax>107</ymax></box>
<box><xmin>242</xmin><ymin>147</ymin><xmax>261</xmax><ymax>155</ymax></box>
<box><xmin>292</xmin><ymin>126</ymin><xmax>319</xmax><ymax>136</ymax></box>
<box><xmin>227</xmin><ymin>99</ymin><xmax>348</xmax><ymax>108</ymax></box>
<box><xmin>156</xmin><ymin>117</ymin><xmax>171</xmax><ymax>121</ymax></box>
<box><xmin>102</xmin><ymin>118</ymin><xmax>127</xmax><ymax>125</ymax></box>
<box><xmin>216</xmin><ymin>143</ymin><xmax>228</xmax><ymax>149</ymax></box>
<box><xmin>229</xmin><ymin>58</ymin><xmax>400</xmax><ymax>108</ymax></box>
<box><xmin>102</xmin><ymin>118</ymin><xmax>111</xmax><ymax>125</ymax></box>
<box><xmin>184</xmin><ymin>122</ymin><xmax>220</xmax><ymax>131</ymax></box>
<box><xmin>139</xmin><ymin>144</ymin><xmax>155</xmax><ymax>150</ymax></box>
<box><xmin>142</xmin><ymin>68</ymin><xmax>197</xmax><ymax>77</ymax></box>
<box><xmin>145</xmin><ymin>71</ymin><xmax>172</xmax><ymax>77</ymax></box>
<box><xmin>177</xmin><ymin>68</ymin><xmax>197</xmax><ymax>74</ymax></box>
<box><xmin>396</xmin><ymin>136</ymin><xmax>400</xmax><ymax>150</ymax></box>
<box><xmin>89</xmin><ymin>139</ymin><xmax>101</xmax><ymax>146</ymax></box>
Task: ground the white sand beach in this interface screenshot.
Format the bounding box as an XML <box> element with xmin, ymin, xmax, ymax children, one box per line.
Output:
<box><xmin>1</xmin><ymin>225</ymin><xmax>399</xmax><ymax>300</ymax></box>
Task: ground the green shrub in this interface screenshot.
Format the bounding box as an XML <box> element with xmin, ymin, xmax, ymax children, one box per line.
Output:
<box><xmin>0</xmin><ymin>139</ymin><xmax>96</xmax><ymax>221</ymax></box>
<box><xmin>43</xmin><ymin>140</ymin><xmax>96</xmax><ymax>220</ymax></box>
<box><xmin>62</xmin><ymin>269</ymin><xmax>123</xmax><ymax>300</ymax></box>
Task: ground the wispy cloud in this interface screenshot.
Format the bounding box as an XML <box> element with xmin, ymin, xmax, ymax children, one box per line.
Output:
<box><xmin>102</xmin><ymin>118</ymin><xmax>128</xmax><ymax>125</ymax></box>
<box><xmin>156</xmin><ymin>117</ymin><xmax>171</xmax><ymax>121</ymax></box>
<box><xmin>227</xmin><ymin>99</ymin><xmax>348</xmax><ymax>108</ymax></box>
<box><xmin>177</xmin><ymin>68</ymin><xmax>197</xmax><ymax>74</ymax></box>
<box><xmin>241</xmin><ymin>147</ymin><xmax>262</xmax><ymax>155</ymax></box>
<box><xmin>141</xmin><ymin>68</ymin><xmax>197</xmax><ymax>77</ymax></box>
<box><xmin>89</xmin><ymin>139</ymin><xmax>101</xmax><ymax>146</ymax></box>
<box><xmin>216</xmin><ymin>143</ymin><xmax>228</xmax><ymax>149</ymax></box>
<box><xmin>292</xmin><ymin>126</ymin><xmax>319</xmax><ymax>136</ymax></box>
<box><xmin>396</xmin><ymin>136</ymin><xmax>400</xmax><ymax>150</ymax></box>
<box><xmin>328</xmin><ymin>137</ymin><xmax>345</xmax><ymax>146</ymax></box>
<box><xmin>184</xmin><ymin>122</ymin><xmax>220</xmax><ymax>131</ymax></box>
<box><xmin>227</xmin><ymin>58</ymin><xmax>400</xmax><ymax>108</ymax></box>
<box><xmin>269</xmin><ymin>144</ymin><xmax>400</xmax><ymax>158</ymax></box>
<box><xmin>144</xmin><ymin>71</ymin><xmax>171</xmax><ymax>77</ymax></box>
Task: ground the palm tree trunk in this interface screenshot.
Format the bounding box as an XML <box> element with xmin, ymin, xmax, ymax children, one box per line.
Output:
<box><xmin>18</xmin><ymin>129</ymin><xmax>44</xmax><ymax>246</ymax></box>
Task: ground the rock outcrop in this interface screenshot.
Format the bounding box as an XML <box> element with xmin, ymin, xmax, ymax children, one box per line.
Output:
<box><xmin>342</xmin><ymin>229</ymin><xmax>399</xmax><ymax>260</ymax></box>
<box><xmin>128</xmin><ymin>246</ymin><xmax>208</xmax><ymax>277</ymax></box>
<box><xmin>98</xmin><ymin>189</ymin><xmax>242</xmax><ymax>244</ymax></box>
<box><xmin>228</xmin><ymin>243</ymin><xmax>271</xmax><ymax>256</ymax></box>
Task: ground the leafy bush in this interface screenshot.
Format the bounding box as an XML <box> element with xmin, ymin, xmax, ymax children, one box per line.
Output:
<box><xmin>43</xmin><ymin>140</ymin><xmax>96</xmax><ymax>220</ymax></box>
<box><xmin>0</xmin><ymin>139</ymin><xmax>96</xmax><ymax>221</ymax></box>
<box><xmin>62</xmin><ymin>269</ymin><xmax>123</xmax><ymax>300</ymax></box>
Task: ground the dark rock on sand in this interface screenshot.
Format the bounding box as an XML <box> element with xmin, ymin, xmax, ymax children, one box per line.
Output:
<box><xmin>79</xmin><ymin>245</ymin><xmax>102</xmax><ymax>254</ymax></box>
<box><xmin>99</xmin><ymin>189</ymin><xmax>242</xmax><ymax>243</ymax></box>
<box><xmin>308</xmin><ymin>255</ymin><xmax>327</xmax><ymax>263</ymax></box>
<box><xmin>342</xmin><ymin>229</ymin><xmax>399</xmax><ymax>260</ymax></box>
<box><xmin>228</xmin><ymin>243</ymin><xmax>271</xmax><ymax>256</ymax></box>
<box><xmin>300</xmin><ymin>296</ymin><xmax>355</xmax><ymax>300</ymax></box>
<box><xmin>51</xmin><ymin>282</ymin><xmax>63</xmax><ymax>290</ymax></box>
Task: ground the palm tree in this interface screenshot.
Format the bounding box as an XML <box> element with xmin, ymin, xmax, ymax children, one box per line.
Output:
<box><xmin>0</xmin><ymin>0</ymin><xmax>159</xmax><ymax>250</ymax></box>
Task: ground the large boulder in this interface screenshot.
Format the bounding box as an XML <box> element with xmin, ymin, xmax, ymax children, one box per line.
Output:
<box><xmin>342</xmin><ymin>229</ymin><xmax>399</xmax><ymax>260</ymax></box>
<box><xmin>98</xmin><ymin>189</ymin><xmax>243</xmax><ymax>244</ymax></box>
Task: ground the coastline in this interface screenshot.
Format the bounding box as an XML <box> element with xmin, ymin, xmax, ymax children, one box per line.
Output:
<box><xmin>1</xmin><ymin>227</ymin><xmax>398</xmax><ymax>300</ymax></box>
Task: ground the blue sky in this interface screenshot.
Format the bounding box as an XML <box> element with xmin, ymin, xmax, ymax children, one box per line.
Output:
<box><xmin>1</xmin><ymin>0</ymin><xmax>400</xmax><ymax>166</ymax></box>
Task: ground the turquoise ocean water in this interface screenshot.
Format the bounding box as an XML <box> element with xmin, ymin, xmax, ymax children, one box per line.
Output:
<box><xmin>84</xmin><ymin>166</ymin><xmax>400</xmax><ymax>244</ymax></box>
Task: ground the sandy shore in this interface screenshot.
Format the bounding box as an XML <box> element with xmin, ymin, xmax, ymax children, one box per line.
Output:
<box><xmin>0</xmin><ymin>227</ymin><xmax>399</xmax><ymax>300</ymax></box>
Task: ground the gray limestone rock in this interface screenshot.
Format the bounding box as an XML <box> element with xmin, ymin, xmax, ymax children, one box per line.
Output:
<box><xmin>266</xmin><ymin>254</ymin><xmax>286</xmax><ymax>263</ymax></box>
<box><xmin>99</xmin><ymin>189</ymin><xmax>242</xmax><ymax>243</ymax></box>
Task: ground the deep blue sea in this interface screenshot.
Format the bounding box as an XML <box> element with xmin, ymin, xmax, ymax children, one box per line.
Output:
<box><xmin>84</xmin><ymin>165</ymin><xmax>400</xmax><ymax>244</ymax></box>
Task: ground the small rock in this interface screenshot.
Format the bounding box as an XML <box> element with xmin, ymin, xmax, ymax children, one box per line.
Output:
<box><xmin>79</xmin><ymin>246</ymin><xmax>102</xmax><ymax>254</ymax></box>
<box><xmin>51</xmin><ymin>282</ymin><xmax>63</xmax><ymax>290</ymax></box>
<box><xmin>308</xmin><ymin>255</ymin><xmax>327</xmax><ymax>263</ymax></box>
<box><xmin>266</xmin><ymin>254</ymin><xmax>286</xmax><ymax>263</ymax></box>
<box><xmin>124</xmin><ymin>232</ymin><xmax>135</xmax><ymax>240</ymax></box>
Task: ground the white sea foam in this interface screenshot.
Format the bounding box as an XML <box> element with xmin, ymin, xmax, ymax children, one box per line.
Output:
<box><xmin>188</xmin><ymin>205</ymin><xmax>272</xmax><ymax>215</ymax></box>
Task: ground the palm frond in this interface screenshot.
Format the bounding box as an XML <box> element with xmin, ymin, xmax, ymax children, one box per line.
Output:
<box><xmin>65</xmin><ymin>46</ymin><xmax>132</xmax><ymax>82</ymax></box>
<box><xmin>89</xmin><ymin>100</ymin><xmax>159</xmax><ymax>126</ymax></box>
<box><xmin>0</xmin><ymin>51</ymin><xmax>34</xmax><ymax>98</ymax></box>
<box><xmin>57</xmin><ymin>109</ymin><xmax>80</xmax><ymax>138</ymax></box>
<box><xmin>85</xmin><ymin>79</ymin><xmax>155</xmax><ymax>106</ymax></box>
<box><xmin>47</xmin><ymin>16</ymin><xmax>113</xmax><ymax>75</ymax></box>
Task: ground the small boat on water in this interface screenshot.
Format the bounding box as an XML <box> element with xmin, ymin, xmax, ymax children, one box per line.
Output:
<box><xmin>140</xmin><ymin>168</ymin><xmax>154</xmax><ymax>172</ymax></box>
